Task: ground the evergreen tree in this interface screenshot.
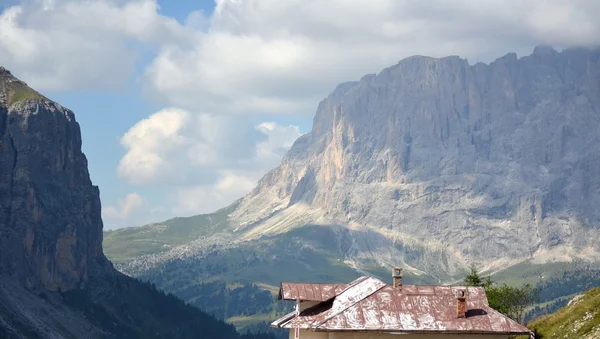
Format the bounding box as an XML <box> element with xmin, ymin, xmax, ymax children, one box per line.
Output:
<box><xmin>463</xmin><ymin>267</ymin><xmax>539</xmax><ymax>324</ymax></box>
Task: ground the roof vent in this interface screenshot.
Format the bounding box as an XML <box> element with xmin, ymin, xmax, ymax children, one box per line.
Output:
<box><xmin>455</xmin><ymin>289</ymin><xmax>468</xmax><ymax>318</ymax></box>
<box><xmin>392</xmin><ymin>267</ymin><xmax>403</xmax><ymax>289</ymax></box>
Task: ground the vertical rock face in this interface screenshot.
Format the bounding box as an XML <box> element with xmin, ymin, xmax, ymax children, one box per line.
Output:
<box><xmin>231</xmin><ymin>46</ymin><xmax>600</xmax><ymax>274</ymax></box>
<box><xmin>0</xmin><ymin>67</ymin><xmax>106</xmax><ymax>292</ymax></box>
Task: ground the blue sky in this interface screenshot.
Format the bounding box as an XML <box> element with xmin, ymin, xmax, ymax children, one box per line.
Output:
<box><xmin>1</xmin><ymin>0</ymin><xmax>598</xmax><ymax>229</ymax></box>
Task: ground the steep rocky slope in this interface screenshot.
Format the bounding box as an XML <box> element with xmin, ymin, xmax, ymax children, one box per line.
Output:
<box><xmin>0</xmin><ymin>67</ymin><xmax>273</xmax><ymax>339</ymax></box>
<box><xmin>231</xmin><ymin>45</ymin><xmax>600</xmax><ymax>276</ymax></box>
<box><xmin>107</xmin><ymin>46</ymin><xmax>600</xmax><ymax>281</ymax></box>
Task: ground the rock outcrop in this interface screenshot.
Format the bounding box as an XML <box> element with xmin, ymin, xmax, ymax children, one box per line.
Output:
<box><xmin>0</xmin><ymin>66</ymin><xmax>107</xmax><ymax>292</ymax></box>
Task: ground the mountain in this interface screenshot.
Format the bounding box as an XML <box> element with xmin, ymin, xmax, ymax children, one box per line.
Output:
<box><xmin>527</xmin><ymin>286</ymin><xmax>600</xmax><ymax>339</ymax></box>
<box><xmin>230</xmin><ymin>45</ymin><xmax>600</xmax><ymax>274</ymax></box>
<box><xmin>103</xmin><ymin>46</ymin><xmax>600</xmax><ymax>327</ymax></box>
<box><xmin>0</xmin><ymin>67</ymin><xmax>275</xmax><ymax>339</ymax></box>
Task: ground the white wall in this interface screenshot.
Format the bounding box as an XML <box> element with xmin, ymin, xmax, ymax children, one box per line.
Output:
<box><xmin>288</xmin><ymin>329</ymin><xmax>511</xmax><ymax>339</ymax></box>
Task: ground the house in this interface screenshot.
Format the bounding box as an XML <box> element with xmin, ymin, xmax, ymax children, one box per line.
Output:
<box><xmin>271</xmin><ymin>268</ymin><xmax>531</xmax><ymax>339</ymax></box>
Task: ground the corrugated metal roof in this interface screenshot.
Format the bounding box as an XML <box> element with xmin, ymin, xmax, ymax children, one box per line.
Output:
<box><xmin>272</xmin><ymin>276</ymin><xmax>530</xmax><ymax>335</ymax></box>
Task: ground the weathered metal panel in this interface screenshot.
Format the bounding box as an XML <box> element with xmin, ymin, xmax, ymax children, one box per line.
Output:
<box><xmin>359</xmin><ymin>295</ymin><xmax>384</xmax><ymax>329</ymax></box>
<box><xmin>279</xmin><ymin>283</ymin><xmax>348</xmax><ymax>301</ymax></box>
<box><xmin>401</xmin><ymin>285</ymin><xmax>418</xmax><ymax>294</ymax></box>
<box><xmin>433</xmin><ymin>285</ymin><xmax>452</xmax><ymax>295</ymax></box>
<box><xmin>417</xmin><ymin>285</ymin><xmax>435</xmax><ymax>295</ymax></box>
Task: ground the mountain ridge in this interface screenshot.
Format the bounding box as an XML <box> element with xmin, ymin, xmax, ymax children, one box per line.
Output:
<box><xmin>230</xmin><ymin>45</ymin><xmax>600</xmax><ymax>269</ymax></box>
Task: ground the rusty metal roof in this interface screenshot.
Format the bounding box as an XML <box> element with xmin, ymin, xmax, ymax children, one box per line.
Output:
<box><xmin>279</xmin><ymin>282</ymin><xmax>349</xmax><ymax>301</ymax></box>
<box><xmin>272</xmin><ymin>276</ymin><xmax>530</xmax><ymax>335</ymax></box>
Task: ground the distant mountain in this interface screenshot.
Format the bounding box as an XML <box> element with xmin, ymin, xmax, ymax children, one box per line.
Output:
<box><xmin>0</xmin><ymin>67</ymin><xmax>274</xmax><ymax>339</ymax></box>
<box><xmin>104</xmin><ymin>46</ymin><xmax>600</xmax><ymax>328</ymax></box>
<box><xmin>527</xmin><ymin>286</ymin><xmax>600</xmax><ymax>338</ymax></box>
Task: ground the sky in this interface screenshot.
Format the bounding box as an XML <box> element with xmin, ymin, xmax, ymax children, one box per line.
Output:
<box><xmin>1</xmin><ymin>0</ymin><xmax>599</xmax><ymax>230</ymax></box>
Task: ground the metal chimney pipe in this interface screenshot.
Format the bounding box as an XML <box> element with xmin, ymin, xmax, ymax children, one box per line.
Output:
<box><xmin>392</xmin><ymin>267</ymin><xmax>403</xmax><ymax>290</ymax></box>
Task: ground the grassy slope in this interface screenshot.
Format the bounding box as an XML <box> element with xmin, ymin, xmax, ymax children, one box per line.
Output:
<box><xmin>491</xmin><ymin>260</ymin><xmax>581</xmax><ymax>286</ymax></box>
<box><xmin>104</xmin><ymin>203</ymin><xmax>238</xmax><ymax>262</ymax></box>
<box><xmin>8</xmin><ymin>82</ymin><xmax>44</xmax><ymax>105</ymax></box>
<box><xmin>0</xmin><ymin>71</ymin><xmax>46</xmax><ymax>107</ymax></box>
<box><xmin>526</xmin><ymin>286</ymin><xmax>600</xmax><ymax>339</ymax></box>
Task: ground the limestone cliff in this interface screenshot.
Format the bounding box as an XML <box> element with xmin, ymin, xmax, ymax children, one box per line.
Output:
<box><xmin>105</xmin><ymin>46</ymin><xmax>600</xmax><ymax>285</ymax></box>
<box><xmin>230</xmin><ymin>46</ymin><xmax>600</xmax><ymax>275</ymax></box>
<box><xmin>0</xmin><ymin>66</ymin><xmax>107</xmax><ymax>292</ymax></box>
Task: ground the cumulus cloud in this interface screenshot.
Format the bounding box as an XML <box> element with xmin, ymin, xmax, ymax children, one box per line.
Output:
<box><xmin>256</xmin><ymin>122</ymin><xmax>301</xmax><ymax>163</ymax></box>
<box><xmin>117</xmin><ymin>108</ymin><xmax>191</xmax><ymax>185</ymax></box>
<box><xmin>145</xmin><ymin>0</ymin><xmax>600</xmax><ymax>114</ymax></box>
<box><xmin>102</xmin><ymin>192</ymin><xmax>145</xmax><ymax>220</ymax></box>
<box><xmin>4</xmin><ymin>0</ymin><xmax>598</xmax><ymax>107</ymax></box>
<box><xmin>116</xmin><ymin>107</ymin><xmax>287</xmax><ymax>186</ymax></box>
<box><xmin>170</xmin><ymin>122</ymin><xmax>302</xmax><ymax>215</ymax></box>
<box><xmin>0</xmin><ymin>0</ymin><xmax>197</xmax><ymax>91</ymax></box>
<box><xmin>172</xmin><ymin>171</ymin><xmax>259</xmax><ymax>215</ymax></box>
<box><xmin>116</xmin><ymin>107</ymin><xmax>302</xmax><ymax>214</ymax></box>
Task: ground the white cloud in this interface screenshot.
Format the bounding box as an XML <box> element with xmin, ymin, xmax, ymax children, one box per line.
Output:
<box><xmin>102</xmin><ymin>192</ymin><xmax>171</xmax><ymax>229</ymax></box>
<box><xmin>145</xmin><ymin>0</ymin><xmax>600</xmax><ymax>114</ymax></box>
<box><xmin>256</xmin><ymin>122</ymin><xmax>301</xmax><ymax>163</ymax></box>
<box><xmin>117</xmin><ymin>108</ymin><xmax>191</xmax><ymax>185</ymax></box>
<box><xmin>4</xmin><ymin>0</ymin><xmax>598</xmax><ymax>106</ymax></box>
<box><xmin>102</xmin><ymin>192</ymin><xmax>145</xmax><ymax>220</ymax></box>
<box><xmin>117</xmin><ymin>107</ymin><xmax>282</xmax><ymax>186</ymax></box>
<box><xmin>0</xmin><ymin>0</ymin><xmax>197</xmax><ymax>91</ymax></box>
<box><xmin>116</xmin><ymin>107</ymin><xmax>302</xmax><ymax>215</ymax></box>
<box><xmin>173</xmin><ymin>171</ymin><xmax>259</xmax><ymax>215</ymax></box>
<box><xmin>171</xmin><ymin>122</ymin><xmax>302</xmax><ymax>215</ymax></box>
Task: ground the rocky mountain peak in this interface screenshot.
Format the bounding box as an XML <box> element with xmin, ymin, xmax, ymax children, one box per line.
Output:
<box><xmin>533</xmin><ymin>44</ymin><xmax>558</xmax><ymax>56</ymax></box>
<box><xmin>230</xmin><ymin>46</ymin><xmax>600</xmax><ymax>276</ymax></box>
<box><xmin>0</xmin><ymin>68</ymin><xmax>107</xmax><ymax>292</ymax></box>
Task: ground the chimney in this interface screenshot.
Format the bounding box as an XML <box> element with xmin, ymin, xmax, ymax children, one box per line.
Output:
<box><xmin>392</xmin><ymin>267</ymin><xmax>403</xmax><ymax>289</ymax></box>
<box><xmin>455</xmin><ymin>289</ymin><xmax>467</xmax><ymax>318</ymax></box>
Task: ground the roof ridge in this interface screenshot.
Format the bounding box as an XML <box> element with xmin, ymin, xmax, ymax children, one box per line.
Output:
<box><xmin>336</xmin><ymin>275</ymin><xmax>369</xmax><ymax>294</ymax></box>
<box><xmin>312</xmin><ymin>276</ymin><xmax>387</xmax><ymax>329</ymax></box>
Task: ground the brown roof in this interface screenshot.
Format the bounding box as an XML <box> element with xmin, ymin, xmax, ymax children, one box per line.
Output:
<box><xmin>279</xmin><ymin>282</ymin><xmax>348</xmax><ymax>301</ymax></box>
<box><xmin>272</xmin><ymin>276</ymin><xmax>530</xmax><ymax>335</ymax></box>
